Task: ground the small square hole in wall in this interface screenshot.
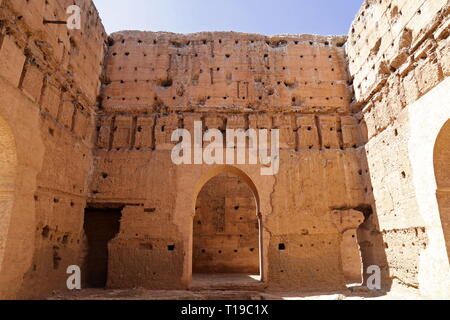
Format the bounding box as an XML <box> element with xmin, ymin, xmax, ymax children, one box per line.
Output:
<box><xmin>168</xmin><ymin>245</ymin><xmax>175</xmax><ymax>251</ymax></box>
<box><xmin>279</xmin><ymin>243</ymin><xmax>286</xmax><ymax>250</ymax></box>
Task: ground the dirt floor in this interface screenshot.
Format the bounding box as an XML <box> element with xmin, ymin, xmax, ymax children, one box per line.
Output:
<box><xmin>48</xmin><ymin>273</ymin><xmax>424</xmax><ymax>300</ymax></box>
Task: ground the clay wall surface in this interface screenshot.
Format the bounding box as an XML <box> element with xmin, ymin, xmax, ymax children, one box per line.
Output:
<box><xmin>0</xmin><ymin>0</ymin><xmax>106</xmax><ymax>298</ymax></box>
<box><xmin>93</xmin><ymin>31</ymin><xmax>372</xmax><ymax>291</ymax></box>
<box><xmin>346</xmin><ymin>0</ymin><xmax>450</xmax><ymax>297</ymax></box>
<box><xmin>341</xmin><ymin>229</ymin><xmax>363</xmax><ymax>284</ymax></box>
<box><xmin>0</xmin><ymin>0</ymin><xmax>448</xmax><ymax>299</ymax></box>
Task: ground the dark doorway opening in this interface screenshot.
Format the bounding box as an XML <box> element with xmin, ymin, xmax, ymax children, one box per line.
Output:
<box><xmin>83</xmin><ymin>207</ymin><xmax>122</xmax><ymax>288</ymax></box>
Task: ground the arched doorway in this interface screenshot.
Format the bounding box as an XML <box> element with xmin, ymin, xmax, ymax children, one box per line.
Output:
<box><xmin>191</xmin><ymin>166</ymin><xmax>263</xmax><ymax>287</ymax></box>
<box><xmin>434</xmin><ymin>119</ymin><xmax>450</xmax><ymax>263</ymax></box>
<box><xmin>0</xmin><ymin>116</ymin><xmax>17</xmax><ymax>272</ymax></box>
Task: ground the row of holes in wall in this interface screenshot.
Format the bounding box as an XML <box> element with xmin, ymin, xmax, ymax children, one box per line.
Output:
<box><xmin>278</xmin><ymin>242</ymin><xmax>337</xmax><ymax>250</ymax></box>
<box><xmin>107</xmin><ymin>78</ymin><xmax>345</xmax><ymax>94</ymax></box>
<box><xmin>110</xmin><ymin>38</ymin><xmax>345</xmax><ymax>48</ymax></box>
<box><xmin>198</xmin><ymin>248</ymin><xmax>257</xmax><ymax>254</ymax></box>
<box><xmin>34</xmin><ymin>195</ymin><xmax>77</xmax><ymax>207</ymax></box>
<box><xmin>107</xmin><ymin>94</ymin><xmax>347</xmax><ymax>104</ymax></box>
<box><xmin>105</xmin><ymin>85</ymin><xmax>347</xmax><ymax>106</ymax></box>
<box><xmin>138</xmin><ymin>243</ymin><xmax>177</xmax><ymax>251</ymax></box>
<box><xmin>109</xmin><ymin>53</ymin><xmax>342</xmax><ymax>83</ymax></box>
<box><xmin>108</xmin><ymin>65</ymin><xmax>340</xmax><ymax>75</ymax></box>
<box><xmin>110</xmin><ymin>78</ymin><xmax>343</xmax><ymax>86</ymax></box>
<box><xmin>111</xmin><ymin>51</ymin><xmax>339</xmax><ymax>64</ymax></box>
<box><xmin>384</xmin><ymin>242</ymin><xmax>427</xmax><ymax>249</ymax></box>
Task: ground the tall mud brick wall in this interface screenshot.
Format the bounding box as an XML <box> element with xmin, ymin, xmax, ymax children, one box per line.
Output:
<box><xmin>93</xmin><ymin>30</ymin><xmax>370</xmax><ymax>291</ymax></box>
<box><xmin>346</xmin><ymin>0</ymin><xmax>450</xmax><ymax>297</ymax></box>
<box><xmin>0</xmin><ymin>0</ymin><xmax>106</xmax><ymax>298</ymax></box>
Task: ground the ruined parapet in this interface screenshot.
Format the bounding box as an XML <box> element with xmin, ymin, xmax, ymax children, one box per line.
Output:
<box><xmin>93</xmin><ymin>31</ymin><xmax>367</xmax><ymax>153</ymax></box>
<box><xmin>102</xmin><ymin>31</ymin><xmax>349</xmax><ymax>112</ymax></box>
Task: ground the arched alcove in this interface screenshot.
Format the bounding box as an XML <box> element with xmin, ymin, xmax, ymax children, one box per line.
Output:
<box><xmin>192</xmin><ymin>165</ymin><xmax>261</xmax><ymax>213</ymax></box>
<box><xmin>0</xmin><ymin>116</ymin><xmax>17</xmax><ymax>272</ymax></box>
<box><xmin>191</xmin><ymin>166</ymin><xmax>263</xmax><ymax>283</ymax></box>
<box><xmin>434</xmin><ymin>119</ymin><xmax>450</xmax><ymax>263</ymax></box>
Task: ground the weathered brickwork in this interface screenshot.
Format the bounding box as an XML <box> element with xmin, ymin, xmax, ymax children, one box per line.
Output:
<box><xmin>0</xmin><ymin>0</ymin><xmax>449</xmax><ymax>299</ymax></box>
<box><xmin>0</xmin><ymin>0</ymin><xmax>106</xmax><ymax>299</ymax></box>
<box><xmin>347</xmin><ymin>0</ymin><xmax>450</xmax><ymax>296</ymax></box>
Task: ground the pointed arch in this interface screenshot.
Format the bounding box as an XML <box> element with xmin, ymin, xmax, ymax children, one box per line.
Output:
<box><xmin>192</xmin><ymin>165</ymin><xmax>261</xmax><ymax>215</ymax></box>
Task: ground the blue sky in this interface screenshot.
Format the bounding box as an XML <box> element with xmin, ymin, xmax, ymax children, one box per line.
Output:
<box><xmin>93</xmin><ymin>0</ymin><xmax>364</xmax><ymax>36</ymax></box>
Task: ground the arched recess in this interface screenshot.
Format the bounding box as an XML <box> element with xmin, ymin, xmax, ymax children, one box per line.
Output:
<box><xmin>192</xmin><ymin>166</ymin><xmax>261</xmax><ymax>213</ymax></box>
<box><xmin>0</xmin><ymin>115</ymin><xmax>17</xmax><ymax>272</ymax></box>
<box><xmin>191</xmin><ymin>165</ymin><xmax>264</xmax><ymax>280</ymax></box>
<box><xmin>434</xmin><ymin>119</ymin><xmax>450</xmax><ymax>263</ymax></box>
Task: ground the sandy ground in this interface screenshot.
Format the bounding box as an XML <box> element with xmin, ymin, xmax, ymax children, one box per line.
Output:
<box><xmin>48</xmin><ymin>273</ymin><xmax>426</xmax><ymax>300</ymax></box>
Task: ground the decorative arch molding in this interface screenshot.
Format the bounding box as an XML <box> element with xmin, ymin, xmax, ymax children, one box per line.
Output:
<box><xmin>0</xmin><ymin>83</ymin><xmax>45</xmax><ymax>299</ymax></box>
<box><xmin>172</xmin><ymin>164</ymin><xmax>275</xmax><ymax>287</ymax></box>
<box><xmin>192</xmin><ymin>166</ymin><xmax>261</xmax><ymax>275</ymax></box>
<box><xmin>192</xmin><ymin>165</ymin><xmax>261</xmax><ymax>215</ymax></box>
<box><xmin>407</xmin><ymin>77</ymin><xmax>450</xmax><ymax>298</ymax></box>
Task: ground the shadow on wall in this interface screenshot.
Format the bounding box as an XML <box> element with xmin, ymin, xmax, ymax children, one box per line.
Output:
<box><xmin>0</xmin><ymin>115</ymin><xmax>17</xmax><ymax>274</ymax></box>
<box><xmin>357</xmin><ymin>120</ymin><xmax>392</xmax><ymax>291</ymax></box>
<box><xmin>434</xmin><ymin>119</ymin><xmax>450</xmax><ymax>264</ymax></box>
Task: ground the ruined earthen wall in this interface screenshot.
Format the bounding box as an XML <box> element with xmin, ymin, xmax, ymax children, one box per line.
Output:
<box><xmin>2</xmin><ymin>0</ymin><xmax>447</xmax><ymax>299</ymax></box>
<box><xmin>94</xmin><ymin>31</ymin><xmax>372</xmax><ymax>290</ymax></box>
<box><xmin>346</xmin><ymin>0</ymin><xmax>450</xmax><ymax>296</ymax></box>
<box><xmin>0</xmin><ymin>0</ymin><xmax>106</xmax><ymax>298</ymax></box>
